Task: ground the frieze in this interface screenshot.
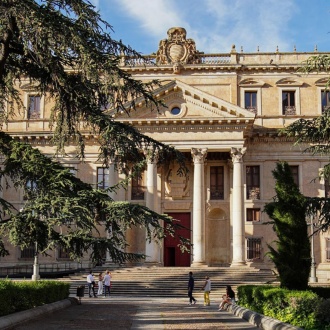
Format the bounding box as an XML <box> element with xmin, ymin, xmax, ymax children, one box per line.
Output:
<box><xmin>134</xmin><ymin>125</ymin><xmax>248</xmax><ymax>133</ymax></box>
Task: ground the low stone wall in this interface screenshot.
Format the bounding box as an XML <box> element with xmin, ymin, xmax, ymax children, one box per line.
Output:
<box><xmin>229</xmin><ymin>304</ymin><xmax>303</xmax><ymax>330</ymax></box>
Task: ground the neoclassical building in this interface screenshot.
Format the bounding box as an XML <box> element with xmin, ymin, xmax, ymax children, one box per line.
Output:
<box><xmin>1</xmin><ymin>27</ymin><xmax>330</xmax><ymax>281</ymax></box>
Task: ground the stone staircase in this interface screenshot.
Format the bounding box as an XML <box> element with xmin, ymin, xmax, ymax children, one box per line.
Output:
<box><xmin>60</xmin><ymin>266</ymin><xmax>278</xmax><ymax>299</ymax></box>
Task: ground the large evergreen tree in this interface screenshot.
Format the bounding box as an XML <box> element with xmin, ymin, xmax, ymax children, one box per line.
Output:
<box><xmin>264</xmin><ymin>162</ymin><xmax>311</xmax><ymax>290</ymax></box>
<box><xmin>0</xmin><ymin>0</ymin><xmax>188</xmax><ymax>262</ymax></box>
<box><xmin>280</xmin><ymin>54</ymin><xmax>330</xmax><ymax>232</ymax></box>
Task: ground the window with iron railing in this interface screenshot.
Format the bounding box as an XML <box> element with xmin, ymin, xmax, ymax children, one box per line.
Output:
<box><xmin>246</xmin><ymin>166</ymin><xmax>260</xmax><ymax>200</ymax></box>
<box><xmin>321</xmin><ymin>90</ymin><xmax>330</xmax><ymax>114</ymax></box>
<box><xmin>325</xmin><ymin>177</ymin><xmax>330</xmax><ymax>198</ymax></box>
<box><xmin>210</xmin><ymin>166</ymin><xmax>224</xmax><ymax>200</ymax></box>
<box><xmin>289</xmin><ymin>165</ymin><xmax>299</xmax><ymax>187</ymax></box>
<box><xmin>244</xmin><ymin>91</ymin><xmax>257</xmax><ymax>114</ymax></box>
<box><xmin>246</xmin><ymin>208</ymin><xmax>261</xmax><ymax>222</ymax></box>
<box><xmin>27</xmin><ymin>95</ymin><xmax>41</xmax><ymax>119</ymax></box>
<box><xmin>247</xmin><ymin>238</ymin><xmax>262</xmax><ymax>260</ymax></box>
<box><xmin>97</xmin><ymin>167</ymin><xmax>109</xmax><ymax>189</ymax></box>
<box><xmin>326</xmin><ymin>238</ymin><xmax>330</xmax><ymax>262</ymax></box>
<box><xmin>131</xmin><ymin>172</ymin><xmax>145</xmax><ymax>200</ymax></box>
<box><xmin>282</xmin><ymin>91</ymin><xmax>296</xmax><ymax>115</ymax></box>
<box><xmin>20</xmin><ymin>245</ymin><xmax>35</xmax><ymax>259</ymax></box>
<box><xmin>58</xmin><ymin>246</ymin><xmax>70</xmax><ymax>259</ymax></box>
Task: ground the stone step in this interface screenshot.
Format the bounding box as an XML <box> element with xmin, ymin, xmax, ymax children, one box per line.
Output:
<box><xmin>65</xmin><ymin>266</ymin><xmax>278</xmax><ymax>298</ymax></box>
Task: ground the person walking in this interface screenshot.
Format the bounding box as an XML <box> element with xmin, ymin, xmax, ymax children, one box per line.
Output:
<box><xmin>87</xmin><ymin>270</ymin><xmax>97</xmax><ymax>298</ymax></box>
<box><xmin>219</xmin><ymin>285</ymin><xmax>235</xmax><ymax>310</ymax></box>
<box><xmin>201</xmin><ymin>276</ymin><xmax>211</xmax><ymax>306</ymax></box>
<box><xmin>103</xmin><ymin>270</ymin><xmax>111</xmax><ymax>297</ymax></box>
<box><xmin>97</xmin><ymin>272</ymin><xmax>104</xmax><ymax>296</ymax></box>
<box><xmin>188</xmin><ymin>271</ymin><xmax>197</xmax><ymax>305</ymax></box>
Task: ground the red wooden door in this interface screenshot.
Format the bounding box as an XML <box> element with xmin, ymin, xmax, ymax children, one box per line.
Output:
<box><xmin>164</xmin><ymin>213</ymin><xmax>191</xmax><ymax>267</ymax></box>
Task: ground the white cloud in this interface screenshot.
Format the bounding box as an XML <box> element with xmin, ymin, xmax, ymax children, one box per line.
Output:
<box><xmin>97</xmin><ymin>0</ymin><xmax>308</xmax><ymax>53</ymax></box>
<box><xmin>115</xmin><ymin>0</ymin><xmax>186</xmax><ymax>37</ymax></box>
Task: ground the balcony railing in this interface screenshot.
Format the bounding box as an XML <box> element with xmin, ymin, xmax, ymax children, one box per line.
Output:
<box><xmin>283</xmin><ymin>106</ymin><xmax>296</xmax><ymax>115</ymax></box>
<box><xmin>247</xmin><ymin>187</ymin><xmax>260</xmax><ymax>200</ymax></box>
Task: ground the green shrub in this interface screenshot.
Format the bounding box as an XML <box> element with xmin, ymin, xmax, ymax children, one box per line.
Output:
<box><xmin>237</xmin><ymin>285</ymin><xmax>325</xmax><ymax>330</ymax></box>
<box><xmin>315</xmin><ymin>299</ymin><xmax>330</xmax><ymax>328</ymax></box>
<box><xmin>0</xmin><ymin>279</ymin><xmax>70</xmax><ymax>317</ymax></box>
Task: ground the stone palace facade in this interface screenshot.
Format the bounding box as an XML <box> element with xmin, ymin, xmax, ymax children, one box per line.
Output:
<box><xmin>1</xmin><ymin>27</ymin><xmax>330</xmax><ymax>281</ymax></box>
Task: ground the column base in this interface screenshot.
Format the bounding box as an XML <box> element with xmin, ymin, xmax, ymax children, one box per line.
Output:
<box><xmin>144</xmin><ymin>262</ymin><xmax>162</xmax><ymax>266</ymax></box>
<box><xmin>191</xmin><ymin>262</ymin><xmax>208</xmax><ymax>267</ymax></box>
<box><xmin>309</xmin><ymin>276</ymin><xmax>318</xmax><ymax>283</ymax></box>
<box><xmin>230</xmin><ymin>261</ymin><xmax>247</xmax><ymax>267</ymax></box>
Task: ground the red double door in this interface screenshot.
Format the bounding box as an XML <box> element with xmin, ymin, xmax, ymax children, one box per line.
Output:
<box><xmin>164</xmin><ymin>212</ymin><xmax>191</xmax><ymax>267</ymax></box>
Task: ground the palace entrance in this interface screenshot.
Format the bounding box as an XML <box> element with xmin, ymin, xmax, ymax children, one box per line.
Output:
<box><xmin>164</xmin><ymin>212</ymin><xmax>191</xmax><ymax>267</ymax></box>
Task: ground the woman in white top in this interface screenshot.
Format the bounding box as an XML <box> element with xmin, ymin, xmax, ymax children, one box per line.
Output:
<box><xmin>97</xmin><ymin>272</ymin><xmax>103</xmax><ymax>295</ymax></box>
<box><xmin>103</xmin><ymin>270</ymin><xmax>111</xmax><ymax>297</ymax></box>
<box><xmin>202</xmin><ymin>276</ymin><xmax>211</xmax><ymax>306</ymax></box>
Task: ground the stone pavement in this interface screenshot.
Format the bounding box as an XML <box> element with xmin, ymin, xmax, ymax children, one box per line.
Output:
<box><xmin>4</xmin><ymin>296</ymin><xmax>260</xmax><ymax>330</ymax></box>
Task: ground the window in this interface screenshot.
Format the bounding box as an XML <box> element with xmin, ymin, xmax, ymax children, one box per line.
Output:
<box><xmin>27</xmin><ymin>95</ymin><xmax>41</xmax><ymax>119</ymax></box>
<box><xmin>58</xmin><ymin>246</ymin><xmax>70</xmax><ymax>259</ymax></box>
<box><xmin>131</xmin><ymin>172</ymin><xmax>144</xmax><ymax>200</ymax></box>
<box><xmin>325</xmin><ymin>178</ymin><xmax>330</xmax><ymax>198</ymax></box>
<box><xmin>289</xmin><ymin>165</ymin><xmax>299</xmax><ymax>186</ymax></box>
<box><xmin>24</xmin><ymin>180</ymin><xmax>37</xmax><ymax>200</ymax></box>
<box><xmin>244</xmin><ymin>91</ymin><xmax>257</xmax><ymax>114</ymax></box>
<box><xmin>246</xmin><ymin>238</ymin><xmax>262</xmax><ymax>260</ymax></box>
<box><xmin>326</xmin><ymin>238</ymin><xmax>330</xmax><ymax>262</ymax></box>
<box><xmin>246</xmin><ymin>208</ymin><xmax>261</xmax><ymax>222</ymax></box>
<box><xmin>321</xmin><ymin>90</ymin><xmax>330</xmax><ymax>113</ymax></box>
<box><xmin>97</xmin><ymin>167</ymin><xmax>109</xmax><ymax>189</ymax></box>
<box><xmin>20</xmin><ymin>245</ymin><xmax>35</xmax><ymax>259</ymax></box>
<box><xmin>282</xmin><ymin>91</ymin><xmax>296</xmax><ymax>115</ymax></box>
<box><xmin>210</xmin><ymin>166</ymin><xmax>224</xmax><ymax>200</ymax></box>
<box><xmin>246</xmin><ymin>166</ymin><xmax>260</xmax><ymax>200</ymax></box>
<box><xmin>170</xmin><ymin>107</ymin><xmax>181</xmax><ymax>115</ymax></box>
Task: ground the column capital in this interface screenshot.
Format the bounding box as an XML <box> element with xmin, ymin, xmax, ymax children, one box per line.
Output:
<box><xmin>143</xmin><ymin>147</ymin><xmax>159</xmax><ymax>164</ymax></box>
<box><xmin>230</xmin><ymin>147</ymin><xmax>246</xmax><ymax>163</ymax></box>
<box><xmin>191</xmin><ymin>148</ymin><xmax>207</xmax><ymax>164</ymax></box>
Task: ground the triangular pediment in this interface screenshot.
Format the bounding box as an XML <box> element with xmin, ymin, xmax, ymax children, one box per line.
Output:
<box><xmin>113</xmin><ymin>80</ymin><xmax>256</xmax><ymax>121</ymax></box>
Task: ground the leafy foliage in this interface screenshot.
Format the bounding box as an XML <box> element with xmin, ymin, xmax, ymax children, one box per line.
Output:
<box><xmin>280</xmin><ymin>54</ymin><xmax>330</xmax><ymax>232</ymax></box>
<box><xmin>237</xmin><ymin>285</ymin><xmax>323</xmax><ymax>330</ymax></box>
<box><xmin>264</xmin><ymin>162</ymin><xmax>311</xmax><ymax>290</ymax></box>
<box><xmin>0</xmin><ymin>133</ymin><xmax>189</xmax><ymax>263</ymax></box>
<box><xmin>0</xmin><ymin>279</ymin><xmax>70</xmax><ymax>316</ymax></box>
<box><xmin>0</xmin><ymin>0</ymin><xmax>189</xmax><ymax>263</ymax></box>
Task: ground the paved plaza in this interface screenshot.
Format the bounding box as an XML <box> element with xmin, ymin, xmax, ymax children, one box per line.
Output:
<box><xmin>6</xmin><ymin>296</ymin><xmax>259</xmax><ymax>330</ymax></box>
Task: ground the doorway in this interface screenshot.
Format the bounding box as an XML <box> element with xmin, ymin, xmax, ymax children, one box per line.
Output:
<box><xmin>164</xmin><ymin>212</ymin><xmax>191</xmax><ymax>267</ymax></box>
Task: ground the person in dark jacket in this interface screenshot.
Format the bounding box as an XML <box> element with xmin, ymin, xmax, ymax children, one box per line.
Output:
<box><xmin>188</xmin><ymin>271</ymin><xmax>197</xmax><ymax>305</ymax></box>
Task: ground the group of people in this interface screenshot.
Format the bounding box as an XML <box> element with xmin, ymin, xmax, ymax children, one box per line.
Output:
<box><xmin>188</xmin><ymin>271</ymin><xmax>235</xmax><ymax>310</ymax></box>
<box><xmin>86</xmin><ymin>270</ymin><xmax>112</xmax><ymax>298</ymax></box>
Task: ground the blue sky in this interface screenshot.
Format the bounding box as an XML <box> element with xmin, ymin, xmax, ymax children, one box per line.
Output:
<box><xmin>90</xmin><ymin>0</ymin><xmax>330</xmax><ymax>55</ymax></box>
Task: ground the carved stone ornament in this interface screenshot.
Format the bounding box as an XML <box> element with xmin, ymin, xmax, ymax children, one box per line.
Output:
<box><xmin>230</xmin><ymin>147</ymin><xmax>247</xmax><ymax>163</ymax></box>
<box><xmin>191</xmin><ymin>148</ymin><xmax>208</xmax><ymax>164</ymax></box>
<box><xmin>165</xmin><ymin>163</ymin><xmax>189</xmax><ymax>199</ymax></box>
<box><xmin>156</xmin><ymin>27</ymin><xmax>200</xmax><ymax>72</ymax></box>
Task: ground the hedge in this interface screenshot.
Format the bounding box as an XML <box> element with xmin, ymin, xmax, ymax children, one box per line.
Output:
<box><xmin>0</xmin><ymin>279</ymin><xmax>70</xmax><ymax>317</ymax></box>
<box><xmin>237</xmin><ymin>285</ymin><xmax>330</xmax><ymax>330</ymax></box>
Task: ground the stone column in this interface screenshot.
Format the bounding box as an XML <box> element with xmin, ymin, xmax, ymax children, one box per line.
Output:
<box><xmin>145</xmin><ymin>150</ymin><xmax>160</xmax><ymax>264</ymax></box>
<box><xmin>230</xmin><ymin>147</ymin><xmax>246</xmax><ymax>266</ymax></box>
<box><xmin>191</xmin><ymin>147</ymin><xmax>207</xmax><ymax>266</ymax></box>
<box><xmin>106</xmin><ymin>160</ymin><xmax>117</xmax><ymax>262</ymax></box>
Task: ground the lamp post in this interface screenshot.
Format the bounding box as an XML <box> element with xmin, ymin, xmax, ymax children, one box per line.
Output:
<box><xmin>309</xmin><ymin>214</ymin><xmax>318</xmax><ymax>283</ymax></box>
<box><xmin>31</xmin><ymin>240</ymin><xmax>40</xmax><ymax>281</ymax></box>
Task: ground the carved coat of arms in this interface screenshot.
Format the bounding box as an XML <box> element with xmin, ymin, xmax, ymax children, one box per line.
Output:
<box><xmin>156</xmin><ymin>27</ymin><xmax>200</xmax><ymax>73</ymax></box>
